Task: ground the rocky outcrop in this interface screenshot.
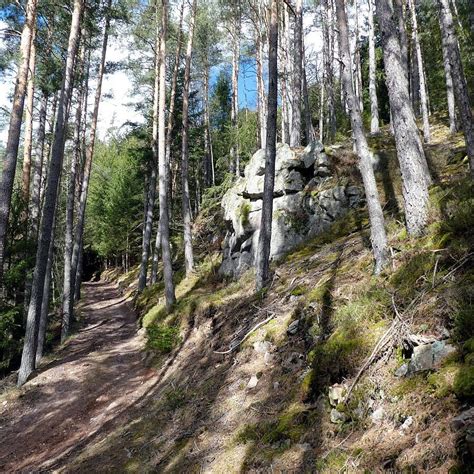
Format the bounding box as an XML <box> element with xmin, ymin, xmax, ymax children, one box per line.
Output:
<box><xmin>220</xmin><ymin>142</ymin><xmax>363</xmax><ymax>277</ymax></box>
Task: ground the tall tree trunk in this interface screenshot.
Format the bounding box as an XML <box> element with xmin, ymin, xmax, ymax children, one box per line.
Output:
<box><xmin>70</xmin><ymin>0</ymin><xmax>111</xmax><ymax>311</ymax></box>
<box><xmin>353</xmin><ymin>0</ymin><xmax>364</xmax><ymax>113</ymax></box>
<box><xmin>438</xmin><ymin>0</ymin><xmax>474</xmax><ymax>175</ymax></box>
<box><xmin>165</xmin><ymin>0</ymin><xmax>184</xmax><ymax>202</ymax></box>
<box><xmin>230</xmin><ymin>8</ymin><xmax>240</xmax><ymax>175</ymax></box>
<box><xmin>203</xmin><ymin>63</ymin><xmax>214</xmax><ymax>185</ymax></box>
<box><xmin>368</xmin><ymin>0</ymin><xmax>379</xmax><ymax>134</ymax></box>
<box><xmin>255</xmin><ymin>27</ymin><xmax>267</xmax><ymax>150</ymax></box>
<box><xmin>335</xmin><ymin>0</ymin><xmax>388</xmax><ymax>273</ymax></box>
<box><xmin>376</xmin><ymin>0</ymin><xmax>432</xmax><ymax>236</ymax></box>
<box><xmin>181</xmin><ymin>0</ymin><xmax>197</xmax><ymax>276</ymax></box>
<box><xmin>21</xmin><ymin>25</ymin><xmax>37</xmax><ymax>205</ymax></box>
<box><xmin>138</xmin><ymin>3</ymin><xmax>161</xmax><ymax>293</ymax></box>
<box><xmin>408</xmin><ymin>0</ymin><xmax>430</xmax><ymax>142</ymax></box>
<box><xmin>158</xmin><ymin>0</ymin><xmax>176</xmax><ymax>310</ymax></box>
<box><xmin>29</xmin><ymin>93</ymin><xmax>48</xmax><ymax>239</ymax></box>
<box><xmin>290</xmin><ymin>0</ymin><xmax>302</xmax><ymax>147</ymax></box>
<box><xmin>322</xmin><ymin>0</ymin><xmax>336</xmax><ymax>143</ymax></box>
<box><xmin>319</xmin><ymin>70</ymin><xmax>325</xmax><ymax>142</ymax></box>
<box><xmin>61</xmin><ymin>81</ymin><xmax>84</xmax><ymax>342</ymax></box>
<box><xmin>18</xmin><ymin>0</ymin><xmax>84</xmax><ymax>387</ymax></box>
<box><xmin>440</xmin><ymin>22</ymin><xmax>457</xmax><ymax>133</ymax></box>
<box><xmin>150</xmin><ymin>225</ymin><xmax>161</xmax><ymax>285</ymax></box>
<box><xmin>256</xmin><ymin>0</ymin><xmax>278</xmax><ymax>292</ymax></box>
<box><xmin>393</xmin><ymin>0</ymin><xmax>409</xmax><ymax>79</ymax></box>
<box><xmin>302</xmin><ymin>58</ymin><xmax>315</xmax><ymax>144</ymax></box>
<box><xmin>0</xmin><ymin>0</ymin><xmax>38</xmax><ymax>287</ymax></box>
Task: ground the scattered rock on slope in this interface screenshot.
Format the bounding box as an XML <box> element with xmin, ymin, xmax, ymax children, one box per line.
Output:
<box><xmin>220</xmin><ymin>142</ymin><xmax>363</xmax><ymax>277</ymax></box>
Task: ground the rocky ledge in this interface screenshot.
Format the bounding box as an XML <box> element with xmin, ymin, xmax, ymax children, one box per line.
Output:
<box><xmin>220</xmin><ymin>141</ymin><xmax>363</xmax><ymax>277</ymax></box>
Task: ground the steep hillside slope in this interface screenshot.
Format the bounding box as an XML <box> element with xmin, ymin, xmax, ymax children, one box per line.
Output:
<box><xmin>60</xmin><ymin>121</ymin><xmax>472</xmax><ymax>473</ymax></box>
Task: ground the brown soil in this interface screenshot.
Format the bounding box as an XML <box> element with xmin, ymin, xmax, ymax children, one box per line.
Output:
<box><xmin>0</xmin><ymin>281</ymin><xmax>159</xmax><ymax>472</ymax></box>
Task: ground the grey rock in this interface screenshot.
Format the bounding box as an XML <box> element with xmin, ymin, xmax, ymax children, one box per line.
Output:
<box><xmin>451</xmin><ymin>407</ymin><xmax>474</xmax><ymax>432</ymax></box>
<box><xmin>328</xmin><ymin>383</ymin><xmax>347</xmax><ymax>407</ymax></box>
<box><xmin>400</xmin><ymin>416</ymin><xmax>414</xmax><ymax>433</ymax></box>
<box><xmin>282</xmin><ymin>352</ymin><xmax>304</xmax><ymax>371</ymax></box>
<box><xmin>253</xmin><ymin>340</ymin><xmax>273</xmax><ymax>354</ymax></box>
<box><xmin>371</xmin><ymin>407</ymin><xmax>385</xmax><ymax>424</ymax></box>
<box><xmin>247</xmin><ymin>375</ymin><xmax>259</xmax><ymax>389</ymax></box>
<box><xmin>330</xmin><ymin>408</ymin><xmax>347</xmax><ymax>424</ymax></box>
<box><xmin>408</xmin><ymin>341</ymin><xmax>456</xmax><ymax>373</ymax></box>
<box><xmin>395</xmin><ymin>363</ymin><xmax>409</xmax><ymax>377</ymax></box>
<box><xmin>287</xmin><ymin>319</ymin><xmax>300</xmax><ymax>335</ymax></box>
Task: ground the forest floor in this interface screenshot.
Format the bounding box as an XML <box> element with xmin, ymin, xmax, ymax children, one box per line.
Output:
<box><xmin>0</xmin><ymin>281</ymin><xmax>159</xmax><ymax>472</ymax></box>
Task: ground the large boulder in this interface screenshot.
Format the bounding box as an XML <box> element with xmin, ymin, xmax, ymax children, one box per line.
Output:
<box><xmin>220</xmin><ymin>142</ymin><xmax>363</xmax><ymax>277</ymax></box>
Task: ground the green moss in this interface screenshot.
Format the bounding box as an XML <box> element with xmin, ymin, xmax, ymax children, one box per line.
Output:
<box><xmin>427</xmin><ymin>366</ymin><xmax>459</xmax><ymax>398</ymax></box>
<box><xmin>315</xmin><ymin>451</ymin><xmax>348</xmax><ymax>472</ymax></box>
<box><xmin>392</xmin><ymin>374</ymin><xmax>429</xmax><ymax>398</ymax></box>
<box><xmin>453</xmin><ymin>305</ymin><xmax>474</xmax><ymax>343</ymax></box>
<box><xmin>454</xmin><ymin>365</ymin><xmax>474</xmax><ymax>400</ymax></box>
<box><xmin>290</xmin><ymin>285</ymin><xmax>306</xmax><ymax>297</ymax></box>
<box><xmin>146</xmin><ymin>324</ymin><xmax>181</xmax><ymax>354</ymax></box>
<box><xmin>239</xmin><ymin>202</ymin><xmax>251</xmax><ymax>226</ymax></box>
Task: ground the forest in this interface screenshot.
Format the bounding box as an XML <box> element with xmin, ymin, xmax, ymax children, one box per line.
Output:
<box><xmin>0</xmin><ymin>0</ymin><xmax>473</xmax><ymax>471</ymax></box>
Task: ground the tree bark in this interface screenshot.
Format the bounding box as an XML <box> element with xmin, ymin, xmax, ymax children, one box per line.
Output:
<box><xmin>368</xmin><ymin>0</ymin><xmax>379</xmax><ymax>134</ymax></box>
<box><xmin>290</xmin><ymin>0</ymin><xmax>302</xmax><ymax>147</ymax></box>
<box><xmin>165</xmin><ymin>0</ymin><xmax>184</xmax><ymax>201</ymax></box>
<box><xmin>70</xmin><ymin>0</ymin><xmax>112</xmax><ymax>309</ymax></box>
<box><xmin>150</xmin><ymin>225</ymin><xmax>161</xmax><ymax>285</ymax></box>
<box><xmin>158</xmin><ymin>0</ymin><xmax>176</xmax><ymax>310</ymax></box>
<box><xmin>181</xmin><ymin>0</ymin><xmax>197</xmax><ymax>276</ymax></box>
<box><xmin>18</xmin><ymin>0</ymin><xmax>84</xmax><ymax>387</ymax></box>
<box><xmin>0</xmin><ymin>0</ymin><xmax>38</xmax><ymax>288</ymax></box>
<box><xmin>21</xmin><ymin>25</ymin><xmax>37</xmax><ymax>205</ymax></box>
<box><xmin>335</xmin><ymin>0</ymin><xmax>388</xmax><ymax>274</ymax></box>
<box><xmin>376</xmin><ymin>0</ymin><xmax>432</xmax><ymax>236</ymax></box>
<box><xmin>302</xmin><ymin>57</ymin><xmax>316</xmax><ymax>144</ymax></box>
<box><xmin>440</xmin><ymin>20</ymin><xmax>457</xmax><ymax>134</ymax></box>
<box><xmin>322</xmin><ymin>0</ymin><xmax>336</xmax><ymax>143</ymax></box>
<box><xmin>230</xmin><ymin>6</ymin><xmax>240</xmax><ymax>175</ymax></box>
<box><xmin>29</xmin><ymin>93</ymin><xmax>48</xmax><ymax>239</ymax></box>
<box><xmin>138</xmin><ymin>2</ymin><xmax>161</xmax><ymax>293</ymax></box>
<box><xmin>408</xmin><ymin>0</ymin><xmax>430</xmax><ymax>143</ymax></box>
<box><xmin>256</xmin><ymin>0</ymin><xmax>278</xmax><ymax>292</ymax></box>
<box><xmin>438</xmin><ymin>0</ymin><xmax>474</xmax><ymax>175</ymax></box>
<box><xmin>255</xmin><ymin>26</ymin><xmax>267</xmax><ymax>150</ymax></box>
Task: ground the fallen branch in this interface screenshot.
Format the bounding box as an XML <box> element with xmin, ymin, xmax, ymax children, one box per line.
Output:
<box><xmin>214</xmin><ymin>313</ymin><xmax>276</xmax><ymax>355</ymax></box>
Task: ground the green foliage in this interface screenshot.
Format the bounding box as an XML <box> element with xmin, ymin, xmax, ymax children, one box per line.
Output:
<box><xmin>146</xmin><ymin>324</ymin><xmax>181</xmax><ymax>354</ymax></box>
<box><xmin>454</xmin><ymin>366</ymin><xmax>474</xmax><ymax>400</ymax></box>
<box><xmin>0</xmin><ymin>304</ymin><xmax>23</xmax><ymax>374</ymax></box>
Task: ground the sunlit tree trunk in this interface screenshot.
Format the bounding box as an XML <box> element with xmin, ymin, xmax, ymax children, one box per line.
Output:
<box><xmin>256</xmin><ymin>0</ymin><xmax>278</xmax><ymax>292</ymax></box>
<box><xmin>302</xmin><ymin>57</ymin><xmax>315</xmax><ymax>144</ymax></box>
<box><xmin>408</xmin><ymin>0</ymin><xmax>430</xmax><ymax>143</ymax></box>
<box><xmin>438</xmin><ymin>0</ymin><xmax>474</xmax><ymax>176</ymax></box>
<box><xmin>181</xmin><ymin>0</ymin><xmax>197</xmax><ymax>276</ymax></box>
<box><xmin>368</xmin><ymin>0</ymin><xmax>379</xmax><ymax>134</ymax></box>
<box><xmin>353</xmin><ymin>0</ymin><xmax>363</xmax><ymax>113</ymax></box>
<box><xmin>18</xmin><ymin>0</ymin><xmax>84</xmax><ymax>387</ymax></box>
<box><xmin>255</xmin><ymin>27</ymin><xmax>267</xmax><ymax>150</ymax></box>
<box><xmin>290</xmin><ymin>0</ymin><xmax>302</xmax><ymax>147</ymax></box>
<box><xmin>0</xmin><ymin>0</ymin><xmax>38</xmax><ymax>288</ymax></box>
<box><xmin>138</xmin><ymin>2</ymin><xmax>161</xmax><ymax>293</ymax></box>
<box><xmin>336</xmin><ymin>0</ymin><xmax>388</xmax><ymax>273</ymax></box>
<box><xmin>29</xmin><ymin>93</ymin><xmax>48</xmax><ymax>239</ymax></box>
<box><xmin>230</xmin><ymin>4</ymin><xmax>240</xmax><ymax>175</ymax></box>
<box><xmin>158</xmin><ymin>0</ymin><xmax>176</xmax><ymax>310</ymax></box>
<box><xmin>322</xmin><ymin>0</ymin><xmax>336</xmax><ymax>143</ymax></box>
<box><xmin>440</xmin><ymin>23</ymin><xmax>457</xmax><ymax>133</ymax></box>
<box><xmin>21</xmin><ymin>25</ymin><xmax>37</xmax><ymax>205</ymax></box>
<box><xmin>376</xmin><ymin>0</ymin><xmax>432</xmax><ymax>236</ymax></box>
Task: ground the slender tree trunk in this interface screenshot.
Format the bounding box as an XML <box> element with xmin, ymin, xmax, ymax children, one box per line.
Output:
<box><xmin>0</xmin><ymin>0</ymin><xmax>37</xmax><ymax>287</ymax></box>
<box><xmin>322</xmin><ymin>0</ymin><xmax>336</xmax><ymax>143</ymax></box>
<box><xmin>165</xmin><ymin>0</ymin><xmax>184</xmax><ymax>200</ymax></box>
<box><xmin>203</xmin><ymin>64</ymin><xmax>214</xmax><ymax>185</ymax></box>
<box><xmin>353</xmin><ymin>0</ymin><xmax>363</xmax><ymax>113</ymax></box>
<box><xmin>41</xmin><ymin>93</ymin><xmax>58</xmax><ymax>208</ymax></box>
<box><xmin>393</xmin><ymin>0</ymin><xmax>409</xmax><ymax>80</ymax></box>
<box><xmin>181</xmin><ymin>0</ymin><xmax>197</xmax><ymax>276</ymax></box>
<box><xmin>368</xmin><ymin>0</ymin><xmax>379</xmax><ymax>134</ymax></box>
<box><xmin>138</xmin><ymin>3</ymin><xmax>161</xmax><ymax>293</ymax></box>
<box><xmin>61</xmin><ymin>82</ymin><xmax>84</xmax><ymax>342</ymax></box>
<box><xmin>21</xmin><ymin>25</ymin><xmax>37</xmax><ymax>205</ymax></box>
<box><xmin>438</xmin><ymin>0</ymin><xmax>474</xmax><ymax>175</ymax></box>
<box><xmin>440</xmin><ymin>25</ymin><xmax>457</xmax><ymax>133</ymax></box>
<box><xmin>290</xmin><ymin>0</ymin><xmax>302</xmax><ymax>147</ymax></box>
<box><xmin>255</xmin><ymin>28</ymin><xmax>267</xmax><ymax>150</ymax></box>
<box><xmin>408</xmin><ymin>0</ymin><xmax>430</xmax><ymax>142</ymax></box>
<box><xmin>35</xmin><ymin>190</ymin><xmax>58</xmax><ymax>365</ymax></box>
<box><xmin>336</xmin><ymin>0</ymin><xmax>388</xmax><ymax>273</ymax></box>
<box><xmin>150</xmin><ymin>225</ymin><xmax>161</xmax><ymax>285</ymax></box>
<box><xmin>302</xmin><ymin>58</ymin><xmax>315</xmax><ymax>144</ymax></box>
<box><xmin>70</xmin><ymin>0</ymin><xmax>112</xmax><ymax>307</ymax></box>
<box><xmin>29</xmin><ymin>93</ymin><xmax>48</xmax><ymax>239</ymax></box>
<box><xmin>376</xmin><ymin>0</ymin><xmax>432</xmax><ymax>236</ymax></box>
<box><xmin>158</xmin><ymin>0</ymin><xmax>176</xmax><ymax>310</ymax></box>
<box><xmin>73</xmin><ymin>234</ymin><xmax>83</xmax><ymax>301</ymax></box>
<box><xmin>18</xmin><ymin>0</ymin><xmax>84</xmax><ymax>387</ymax></box>
<box><xmin>256</xmin><ymin>0</ymin><xmax>278</xmax><ymax>292</ymax></box>
<box><xmin>230</xmin><ymin>10</ymin><xmax>240</xmax><ymax>175</ymax></box>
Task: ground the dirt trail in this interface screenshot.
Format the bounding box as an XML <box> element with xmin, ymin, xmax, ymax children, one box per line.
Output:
<box><xmin>0</xmin><ymin>281</ymin><xmax>158</xmax><ymax>472</ymax></box>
